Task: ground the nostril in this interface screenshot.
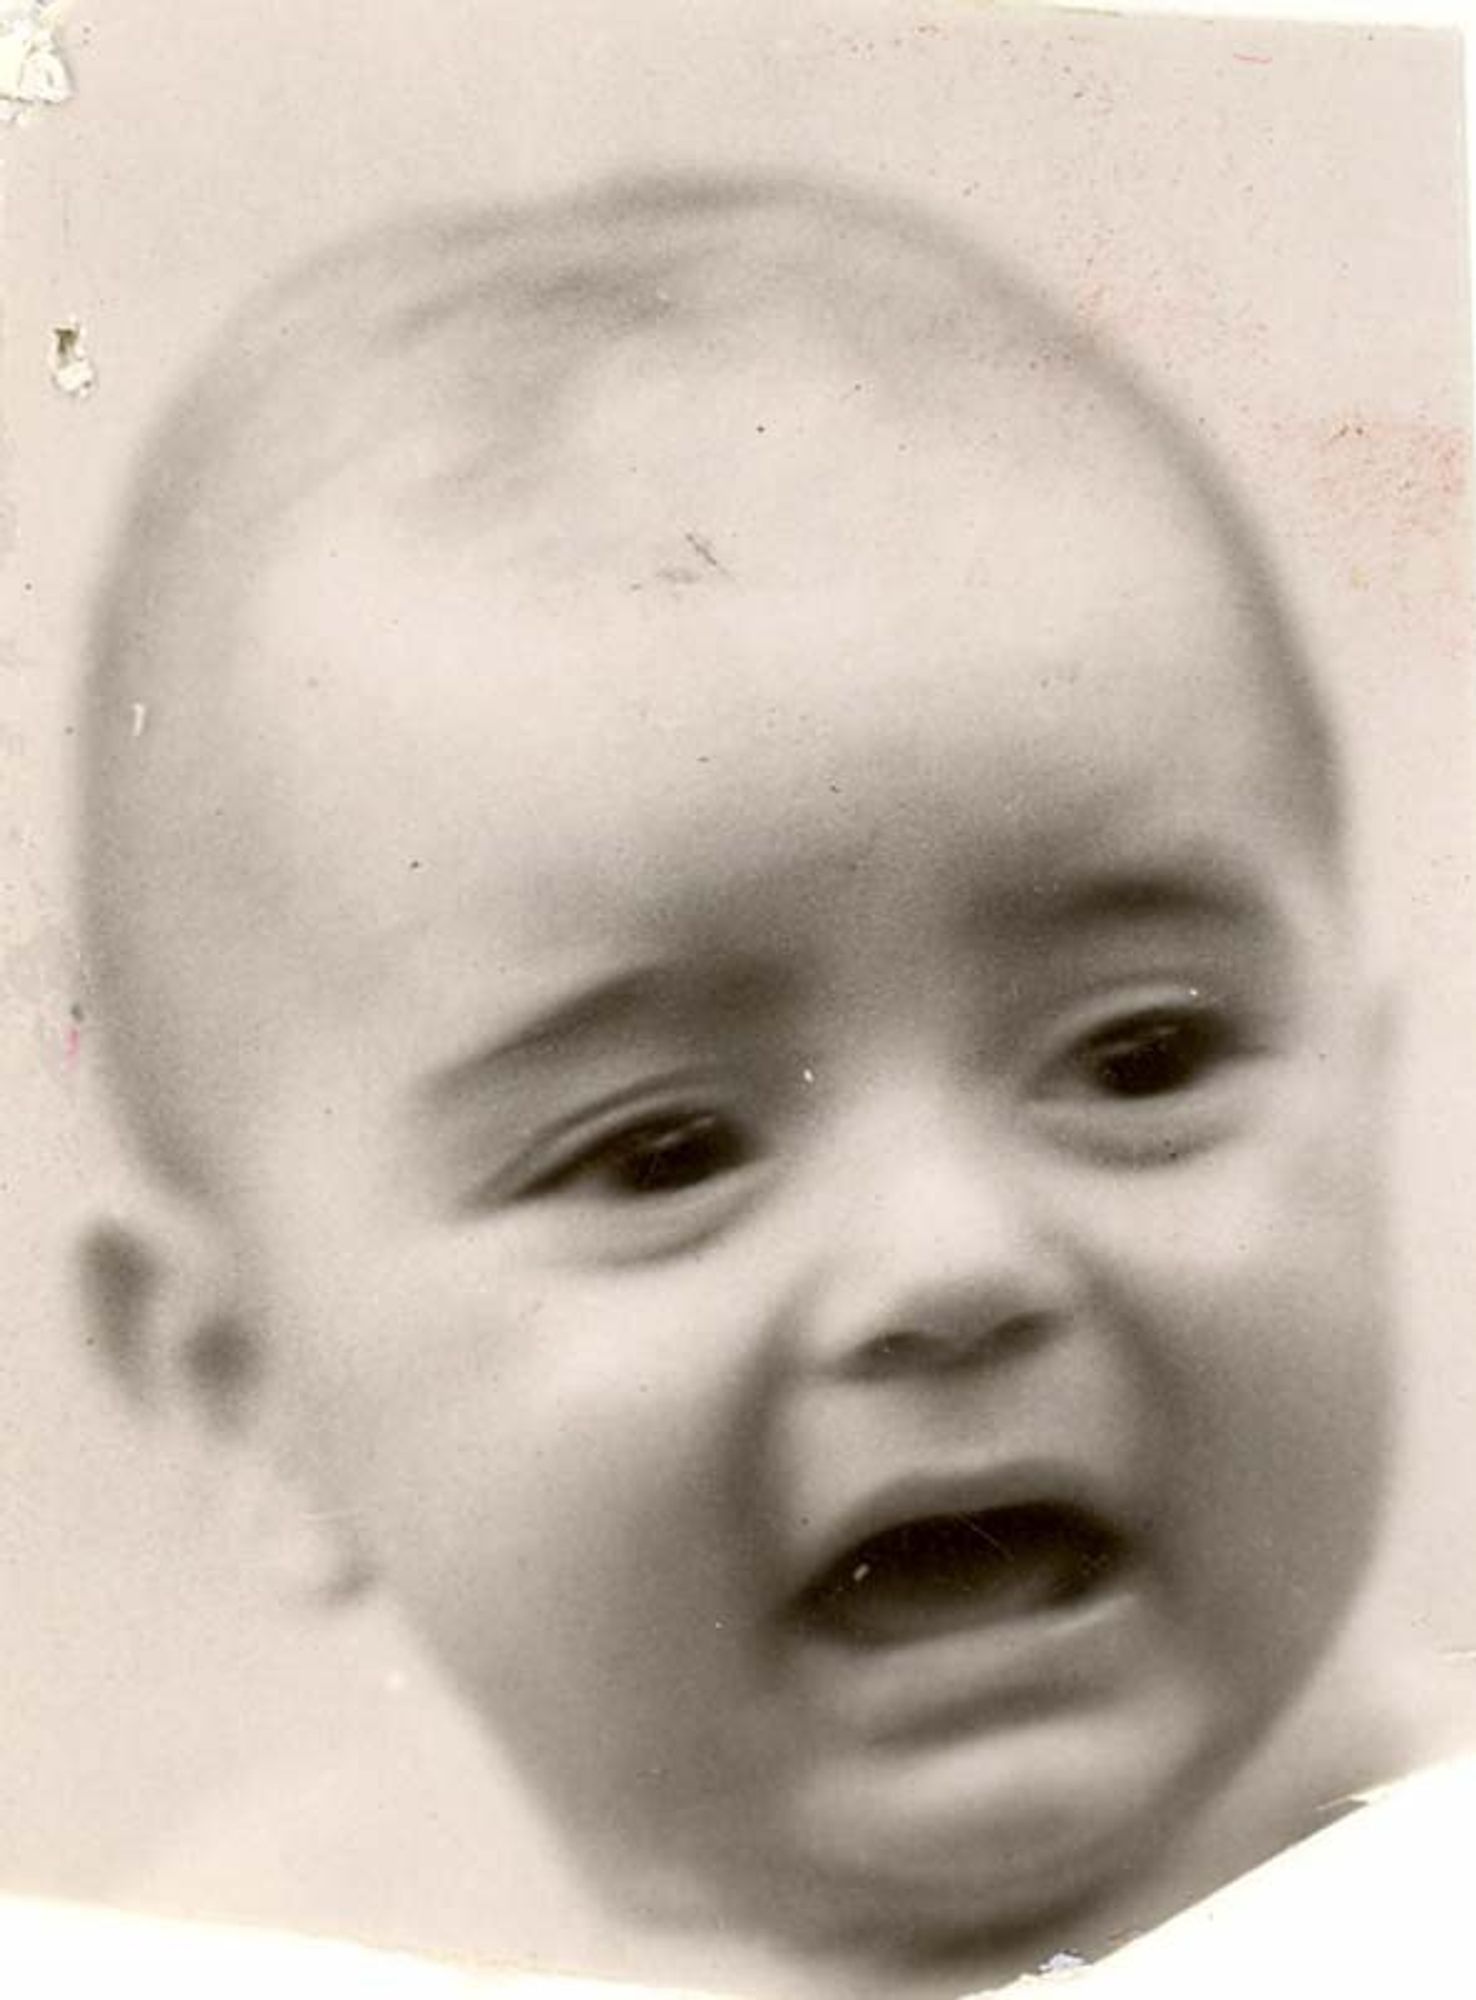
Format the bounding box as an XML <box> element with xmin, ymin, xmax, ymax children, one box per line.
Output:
<box><xmin>857</xmin><ymin>1330</ymin><xmax>934</xmax><ymax>1374</ymax></box>
<box><xmin>854</xmin><ymin>1313</ymin><xmax>1052</xmax><ymax>1377</ymax></box>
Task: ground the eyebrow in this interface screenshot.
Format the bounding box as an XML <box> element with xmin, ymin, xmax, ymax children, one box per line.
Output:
<box><xmin>987</xmin><ymin>850</ymin><xmax>1287</xmax><ymax>938</ymax></box>
<box><xmin>414</xmin><ymin>957</ymin><xmax>784</xmax><ymax>1116</ymax></box>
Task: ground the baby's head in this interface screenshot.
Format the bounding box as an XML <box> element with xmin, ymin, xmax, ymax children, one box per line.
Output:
<box><xmin>81</xmin><ymin>176</ymin><xmax>1392</xmax><ymax>1980</ymax></box>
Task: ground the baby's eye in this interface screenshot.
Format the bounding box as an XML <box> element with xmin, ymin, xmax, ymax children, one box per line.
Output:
<box><xmin>1031</xmin><ymin>993</ymin><xmax>1254</xmax><ymax>1164</ymax></box>
<box><xmin>527</xmin><ymin>1108</ymin><xmax>755</xmax><ymax>1202</ymax></box>
<box><xmin>1072</xmin><ymin>1006</ymin><xmax>1235</xmax><ymax>1099</ymax></box>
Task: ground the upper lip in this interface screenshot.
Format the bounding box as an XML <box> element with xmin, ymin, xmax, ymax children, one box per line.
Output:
<box><xmin>783</xmin><ymin>1457</ymin><xmax>1132</xmax><ymax>1613</ymax></box>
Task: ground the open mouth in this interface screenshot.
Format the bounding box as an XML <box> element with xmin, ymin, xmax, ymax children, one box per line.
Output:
<box><xmin>795</xmin><ymin>1501</ymin><xmax>1127</xmax><ymax>1649</ymax></box>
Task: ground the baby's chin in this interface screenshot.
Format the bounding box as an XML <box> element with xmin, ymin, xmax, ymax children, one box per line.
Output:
<box><xmin>585</xmin><ymin>1689</ymin><xmax>1243</xmax><ymax>1986</ymax></box>
<box><xmin>784</xmin><ymin>1738</ymin><xmax>1211</xmax><ymax>1963</ymax></box>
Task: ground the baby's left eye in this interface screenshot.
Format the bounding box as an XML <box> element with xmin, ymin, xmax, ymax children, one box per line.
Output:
<box><xmin>1030</xmin><ymin>995</ymin><xmax>1254</xmax><ymax>1164</ymax></box>
<box><xmin>1070</xmin><ymin>1006</ymin><xmax>1237</xmax><ymax>1099</ymax></box>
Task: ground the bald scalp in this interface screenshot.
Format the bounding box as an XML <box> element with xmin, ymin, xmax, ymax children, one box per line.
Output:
<box><xmin>80</xmin><ymin>173</ymin><xmax>1342</xmax><ymax>1190</ymax></box>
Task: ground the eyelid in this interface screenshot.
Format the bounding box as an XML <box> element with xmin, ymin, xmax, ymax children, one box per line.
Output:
<box><xmin>473</xmin><ymin>1073</ymin><xmax>742</xmax><ymax>1209</ymax></box>
<box><xmin>1032</xmin><ymin>983</ymin><xmax>1230</xmax><ymax>1062</ymax></box>
<box><xmin>528</xmin><ymin>1108</ymin><xmax>739</xmax><ymax>1201</ymax></box>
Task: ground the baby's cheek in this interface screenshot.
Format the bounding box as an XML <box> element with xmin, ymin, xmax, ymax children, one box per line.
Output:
<box><xmin>1131</xmin><ymin>1150</ymin><xmax>1387</xmax><ymax>1632</ymax></box>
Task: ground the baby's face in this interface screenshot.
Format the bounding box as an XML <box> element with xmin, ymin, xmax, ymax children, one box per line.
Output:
<box><xmin>214</xmin><ymin>366</ymin><xmax>1390</xmax><ymax>1962</ymax></box>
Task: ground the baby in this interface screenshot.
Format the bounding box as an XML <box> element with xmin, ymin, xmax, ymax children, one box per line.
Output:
<box><xmin>77</xmin><ymin>174</ymin><xmax>1416</xmax><ymax>1993</ymax></box>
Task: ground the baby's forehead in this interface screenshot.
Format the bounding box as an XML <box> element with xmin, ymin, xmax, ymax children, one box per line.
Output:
<box><xmin>156</xmin><ymin>229</ymin><xmax>1335</xmax><ymax>901</ymax></box>
<box><xmin>172</xmin><ymin>188</ymin><xmax>1153</xmax><ymax>608</ymax></box>
<box><xmin>259</xmin><ymin>291</ymin><xmax>1210</xmax><ymax>657</ymax></box>
<box><xmin>246</xmin><ymin>435</ymin><xmax>1304</xmax><ymax>962</ymax></box>
<box><xmin>237</xmin><ymin>321</ymin><xmax>1310</xmax><ymax>875</ymax></box>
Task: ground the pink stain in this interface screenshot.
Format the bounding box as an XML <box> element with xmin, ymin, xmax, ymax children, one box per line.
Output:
<box><xmin>64</xmin><ymin>1022</ymin><xmax>82</xmax><ymax>1068</ymax></box>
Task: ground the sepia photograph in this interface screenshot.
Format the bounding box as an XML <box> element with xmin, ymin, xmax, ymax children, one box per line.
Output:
<box><xmin>2</xmin><ymin>2</ymin><xmax>1473</xmax><ymax>1993</ymax></box>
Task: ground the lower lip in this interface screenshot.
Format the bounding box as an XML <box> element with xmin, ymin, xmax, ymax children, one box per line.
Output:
<box><xmin>786</xmin><ymin>1566</ymin><xmax>1154</xmax><ymax>1746</ymax></box>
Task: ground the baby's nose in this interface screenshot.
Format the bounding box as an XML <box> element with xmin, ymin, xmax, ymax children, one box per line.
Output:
<box><xmin>791</xmin><ymin>1089</ymin><xmax>1075</xmax><ymax>1382</ymax></box>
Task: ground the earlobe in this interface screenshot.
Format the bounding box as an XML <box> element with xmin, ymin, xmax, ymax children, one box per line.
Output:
<box><xmin>77</xmin><ymin>1198</ymin><xmax>374</xmax><ymax>1606</ymax></box>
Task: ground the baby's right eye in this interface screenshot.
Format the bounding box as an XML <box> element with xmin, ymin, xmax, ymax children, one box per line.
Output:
<box><xmin>527</xmin><ymin>1108</ymin><xmax>756</xmax><ymax>1202</ymax></box>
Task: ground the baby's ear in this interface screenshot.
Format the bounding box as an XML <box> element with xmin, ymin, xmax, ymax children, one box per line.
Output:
<box><xmin>79</xmin><ymin>1194</ymin><xmax>255</xmax><ymax>1423</ymax></box>
<box><xmin>77</xmin><ymin>1196</ymin><xmax>370</xmax><ymax>1605</ymax></box>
